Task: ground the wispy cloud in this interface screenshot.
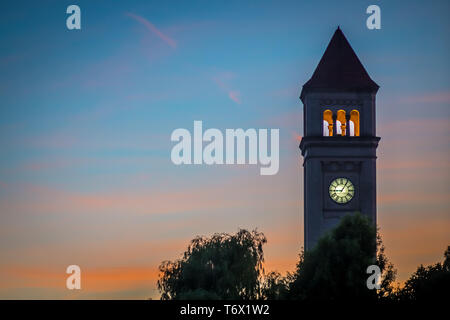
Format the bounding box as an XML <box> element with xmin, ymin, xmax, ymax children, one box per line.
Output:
<box><xmin>228</xmin><ymin>90</ymin><xmax>241</xmax><ymax>104</ymax></box>
<box><xmin>126</xmin><ymin>12</ymin><xmax>177</xmax><ymax>48</ymax></box>
<box><xmin>378</xmin><ymin>191</ymin><xmax>449</xmax><ymax>206</ymax></box>
<box><xmin>0</xmin><ymin>264</ymin><xmax>159</xmax><ymax>299</ymax></box>
<box><xmin>0</xmin><ymin>173</ymin><xmax>295</xmax><ymax>218</ymax></box>
<box><xmin>213</xmin><ymin>73</ymin><xmax>242</xmax><ymax>104</ymax></box>
<box><xmin>292</xmin><ymin>132</ymin><xmax>302</xmax><ymax>142</ymax></box>
<box><xmin>397</xmin><ymin>91</ymin><xmax>450</xmax><ymax>104</ymax></box>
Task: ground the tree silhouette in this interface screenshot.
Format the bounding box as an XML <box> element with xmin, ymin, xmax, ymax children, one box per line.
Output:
<box><xmin>288</xmin><ymin>213</ymin><xmax>396</xmax><ymax>301</ymax></box>
<box><xmin>155</xmin><ymin>213</ymin><xmax>450</xmax><ymax>301</ymax></box>
<box><xmin>397</xmin><ymin>246</ymin><xmax>450</xmax><ymax>301</ymax></box>
<box><xmin>375</xmin><ymin>232</ymin><xmax>397</xmax><ymax>299</ymax></box>
<box><xmin>157</xmin><ymin>229</ymin><xmax>266</xmax><ymax>300</ymax></box>
<box><xmin>260</xmin><ymin>271</ymin><xmax>291</xmax><ymax>300</ymax></box>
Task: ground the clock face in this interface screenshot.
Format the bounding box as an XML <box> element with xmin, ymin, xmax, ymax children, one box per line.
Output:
<box><xmin>329</xmin><ymin>177</ymin><xmax>355</xmax><ymax>204</ymax></box>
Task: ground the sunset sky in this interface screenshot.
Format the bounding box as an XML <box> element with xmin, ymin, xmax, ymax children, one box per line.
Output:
<box><xmin>0</xmin><ymin>0</ymin><xmax>449</xmax><ymax>299</ymax></box>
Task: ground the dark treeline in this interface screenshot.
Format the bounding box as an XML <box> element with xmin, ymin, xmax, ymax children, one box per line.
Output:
<box><xmin>157</xmin><ymin>213</ymin><xmax>449</xmax><ymax>301</ymax></box>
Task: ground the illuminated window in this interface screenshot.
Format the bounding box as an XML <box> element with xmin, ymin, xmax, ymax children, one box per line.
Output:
<box><xmin>350</xmin><ymin>110</ymin><xmax>360</xmax><ymax>136</ymax></box>
<box><xmin>349</xmin><ymin>120</ymin><xmax>355</xmax><ymax>136</ymax></box>
<box><xmin>323</xmin><ymin>110</ymin><xmax>333</xmax><ymax>136</ymax></box>
<box><xmin>336</xmin><ymin>110</ymin><xmax>346</xmax><ymax>136</ymax></box>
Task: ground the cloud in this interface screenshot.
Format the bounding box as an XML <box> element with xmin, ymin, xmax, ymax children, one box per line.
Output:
<box><xmin>0</xmin><ymin>172</ymin><xmax>296</xmax><ymax>220</ymax></box>
<box><xmin>212</xmin><ymin>73</ymin><xmax>242</xmax><ymax>105</ymax></box>
<box><xmin>0</xmin><ymin>264</ymin><xmax>159</xmax><ymax>298</ymax></box>
<box><xmin>126</xmin><ymin>12</ymin><xmax>177</xmax><ymax>48</ymax></box>
<box><xmin>398</xmin><ymin>91</ymin><xmax>450</xmax><ymax>104</ymax></box>
<box><xmin>378</xmin><ymin>118</ymin><xmax>450</xmax><ymax>136</ymax></box>
<box><xmin>378</xmin><ymin>159</ymin><xmax>450</xmax><ymax>172</ymax></box>
<box><xmin>378</xmin><ymin>211</ymin><xmax>450</xmax><ymax>281</ymax></box>
<box><xmin>292</xmin><ymin>132</ymin><xmax>302</xmax><ymax>142</ymax></box>
<box><xmin>228</xmin><ymin>90</ymin><xmax>241</xmax><ymax>104</ymax></box>
<box><xmin>1</xmin><ymin>113</ymin><xmax>449</xmax><ymax>297</ymax></box>
<box><xmin>378</xmin><ymin>191</ymin><xmax>449</xmax><ymax>206</ymax></box>
<box><xmin>25</xmin><ymin>133</ymin><xmax>79</xmax><ymax>149</ymax></box>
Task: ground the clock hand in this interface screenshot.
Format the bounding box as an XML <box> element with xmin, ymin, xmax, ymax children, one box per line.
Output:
<box><xmin>339</xmin><ymin>182</ymin><xmax>350</xmax><ymax>195</ymax></box>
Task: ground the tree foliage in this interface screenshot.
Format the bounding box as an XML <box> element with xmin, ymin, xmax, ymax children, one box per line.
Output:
<box><xmin>396</xmin><ymin>246</ymin><xmax>450</xmax><ymax>301</ymax></box>
<box><xmin>288</xmin><ymin>213</ymin><xmax>395</xmax><ymax>301</ymax></box>
<box><xmin>156</xmin><ymin>213</ymin><xmax>449</xmax><ymax>301</ymax></box>
<box><xmin>260</xmin><ymin>271</ymin><xmax>291</xmax><ymax>300</ymax></box>
<box><xmin>375</xmin><ymin>232</ymin><xmax>397</xmax><ymax>299</ymax></box>
<box><xmin>157</xmin><ymin>229</ymin><xmax>266</xmax><ymax>300</ymax></box>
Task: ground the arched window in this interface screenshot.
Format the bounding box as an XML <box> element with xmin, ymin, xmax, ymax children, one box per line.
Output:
<box><xmin>323</xmin><ymin>110</ymin><xmax>333</xmax><ymax>136</ymax></box>
<box><xmin>349</xmin><ymin>120</ymin><xmax>355</xmax><ymax>136</ymax></box>
<box><xmin>336</xmin><ymin>110</ymin><xmax>346</xmax><ymax>136</ymax></box>
<box><xmin>350</xmin><ymin>110</ymin><xmax>360</xmax><ymax>136</ymax></box>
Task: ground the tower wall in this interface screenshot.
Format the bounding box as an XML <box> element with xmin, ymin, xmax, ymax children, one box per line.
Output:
<box><xmin>300</xmin><ymin>92</ymin><xmax>379</xmax><ymax>250</ymax></box>
<box><xmin>299</xmin><ymin>27</ymin><xmax>380</xmax><ymax>251</ymax></box>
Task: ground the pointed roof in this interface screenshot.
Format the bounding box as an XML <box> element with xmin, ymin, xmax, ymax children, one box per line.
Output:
<box><xmin>300</xmin><ymin>27</ymin><xmax>379</xmax><ymax>100</ymax></box>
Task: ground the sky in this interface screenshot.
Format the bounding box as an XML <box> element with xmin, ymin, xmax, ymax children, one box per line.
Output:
<box><xmin>0</xmin><ymin>0</ymin><xmax>449</xmax><ymax>299</ymax></box>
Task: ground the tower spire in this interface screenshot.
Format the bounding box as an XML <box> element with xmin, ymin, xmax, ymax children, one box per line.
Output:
<box><xmin>300</xmin><ymin>27</ymin><xmax>379</xmax><ymax>101</ymax></box>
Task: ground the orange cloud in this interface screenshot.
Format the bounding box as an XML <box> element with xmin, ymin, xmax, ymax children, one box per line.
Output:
<box><xmin>292</xmin><ymin>132</ymin><xmax>302</xmax><ymax>142</ymax></box>
<box><xmin>1</xmin><ymin>120</ymin><xmax>449</xmax><ymax>299</ymax></box>
<box><xmin>0</xmin><ymin>168</ymin><xmax>300</xmax><ymax>222</ymax></box>
<box><xmin>378</xmin><ymin>212</ymin><xmax>450</xmax><ymax>281</ymax></box>
<box><xmin>126</xmin><ymin>12</ymin><xmax>177</xmax><ymax>48</ymax></box>
<box><xmin>0</xmin><ymin>265</ymin><xmax>159</xmax><ymax>298</ymax></box>
<box><xmin>83</xmin><ymin>267</ymin><xmax>159</xmax><ymax>292</ymax></box>
<box><xmin>378</xmin><ymin>191</ymin><xmax>449</xmax><ymax>206</ymax></box>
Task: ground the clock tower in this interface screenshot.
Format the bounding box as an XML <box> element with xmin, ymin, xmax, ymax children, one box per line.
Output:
<box><xmin>299</xmin><ymin>27</ymin><xmax>380</xmax><ymax>250</ymax></box>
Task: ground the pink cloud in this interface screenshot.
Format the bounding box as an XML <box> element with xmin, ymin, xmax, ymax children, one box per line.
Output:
<box><xmin>378</xmin><ymin>118</ymin><xmax>450</xmax><ymax>135</ymax></box>
<box><xmin>228</xmin><ymin>90</ymin><xmax>241</xmax><ymax>104</ymax></box>
<box><xmin>0</xmin><ymin>173</ymin><xmax>294</xmax><ymax>218</ymax></box>
<box><xmin>212</xmin><ymin>73</ymin><xmax>242</xmax><ymax>105</ymax></box>
<box><xmin>126</xmin><ymin>12</ymin><xmax>177</xmax><ymax>48</ymax></box>
<box><xmin>292</xmin><ymin>131</ymin><xmax>302</xmax><ymax>142</ymax></box>
<box><xmin>379</xmin><ymin>159</ymin><xmax>450</xmax><ymax>170</ymax></box>
<box><xmin>0</xmin><ymin>264</ymin><xmax>160</xmax><ymax>295</ymax></box>
<box><xmin>398</xmin><ymin>91</ymin><xmax>450</xmax><ymax>104</ymax></box>
<box><xmin>26</xmin><ymin>133</ymin><xmax>79</xmax><ymax>149</ymax></box>
<box><xmin>378</xmin><ymin>191</ymin><xmax>449</xmax><ymax>206</ymax></box>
